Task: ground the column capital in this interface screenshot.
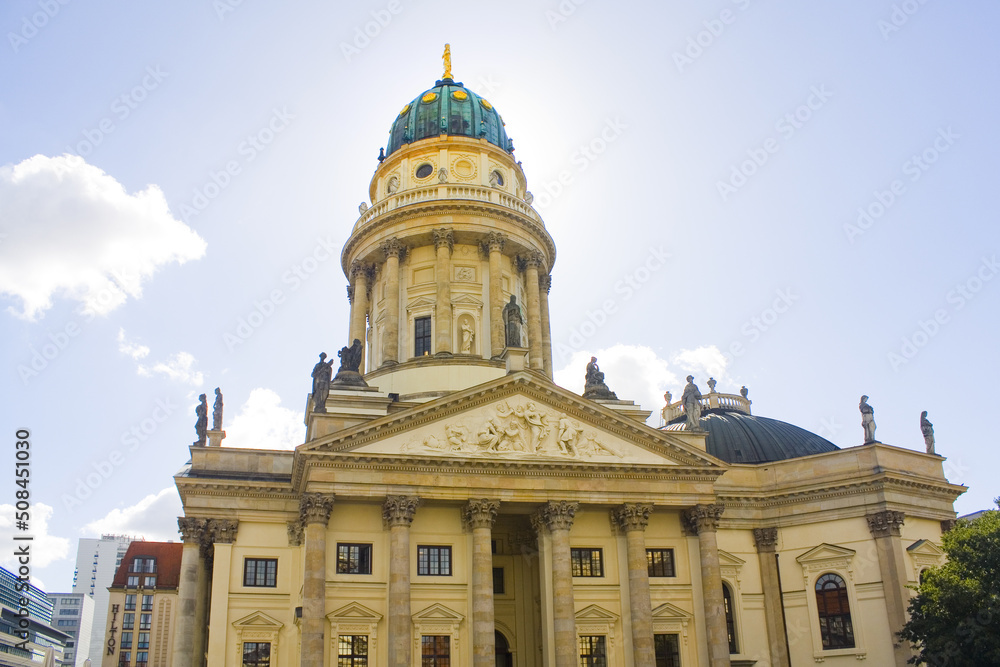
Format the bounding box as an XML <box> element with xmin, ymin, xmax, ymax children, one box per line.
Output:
<box><xmin>381</xmin><ymin>237</ymin><xmax>406</xmax><ymax>260</ymax></box>
<box><xmin>752</xmin><ymin>527</ymin><xmax>778</xmax><ymax>553</ymax></box>
<box><xmin>524</xmin><ymin>250</ymin><xmax>545</xmax><ymax>271</ymax></box>
<box><xmin>209</xmin><ymin>518</ymin><xmax>239</xmax><ymax>544</ymax></box>
<box><xmin>532</xmin><ymin>500</ymin><xmax>579</xmax><ymax>533</ymax></box>
<box><xmin>539</xmin><ymin>274</ymin><xmax>552</xmax><ymax>293</ymax></box>
<box><xmin>300</xmin><ymin>493</ymin><xmax>335</xmax><ymax>525</ymax></box>
<box><xmin>683</xmin><ymin>503</ymin><xmax>725</xmax><ymax>534</ymax></box>
<box><xmin>383</xmin><ymin>495</ymin><xmax>420</xmax><ymax>527</ymax></box>
<box><xmin>177</xmin><ymin>517</ymin><xmax>209</xmax><ymax>544</ymax></box>
<box><xmin>612</xmin><ymin>503</ymin><xmax>652</xmax><ymax>532</ymax></box>
<box><xmin>484</xmin><ymin>231</ymin><xmax>506</xmax><ymax>253</ymax></box>
<box><xmin>350</xmin><ymin>261</ymin><xmax>374</xmax><ymax>282</ymax></box>
<box><xmin>867</xmin><ymin>510</ymin><xmax>905</xmax><ymax>538</ymax></box>
<box><xmin>433</xmin><ymin>228</ymin><xmax>454</xmax><ymax>252</ymax></box>
<box><xmin>463</xmin><ymin>498</ymin><xmax>500</xmax><ymax>530</ymax></box>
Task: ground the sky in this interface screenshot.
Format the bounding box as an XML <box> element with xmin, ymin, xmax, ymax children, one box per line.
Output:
<box><xmin>2</xmin><ymin>0</ymin><xmax>998</xmax><ymax>593</ymax></box>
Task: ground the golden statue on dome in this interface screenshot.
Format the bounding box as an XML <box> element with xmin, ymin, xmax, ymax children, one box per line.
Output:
<box><xmin>442</xmin><ymin>43</ymin><xmax>452</xmax><ymax>79</ymax></box>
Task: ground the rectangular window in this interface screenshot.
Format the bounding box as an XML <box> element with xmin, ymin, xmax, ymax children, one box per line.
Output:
<box><xmin>126</xmin><ymin>575</ymin><xmax>139</xmax><ymax>587</ymax></box>
<box><xmin>417</xmin><ymin>545</ymin><xmax>452</xmax><ymax>576</ymax></box>
<box><xmin>579</xmin><ymin>636</ymin><xmax>607</xmax><ymax>667</ymax></box>
<box><xmin>137</xmin><ymin>632</ymin><xmax>150</xmax><ymax>650</ymax></box>
<box><xmin>415</xmin><ymin>316</ymin><xmax>432</xmax><ymax>356</ymax></box>
<box><xmin>243</xmin><ymin>558</ymin><xmax>278</xmax><ymax>587</ymax></box>
<box><xmin>120</xmin><ymin>632</ymin><xmax>133</xmax><ymax>650</ymax></box>
<box><xmin>122</xmin><ymin>613</ymin><xmax>134</xmax><ymax>630</ymax></box>
<box><xmin>118</xmin><ymin>652</ymin><xmax>131</xmax><ymax>667</ymax></box>
<box><xmin>124</xmin><ymin>594</ymin><xmax>136</xmax><ymax>611</ymax></box>
<box><xmin>131</xmin><ymin>557</ymin><xmax>156</xmax><ymax>573</ymax></box>
<box><xmin>337</xmin><ymin>635</ymin><xmax>369</xmax><ymax>667</ymax></box>
<box><xmin>654</xmin><ymin>634</ymin><xmax>681</xmax><ymax>667</ymax></box>
<box><xmin>135</xmin><ymin>651</ymin><xmax>148</xmax><ymax>667</ymax></box>
<box><xmin>647</xmin><ymin>549</ymin><xmax>676</xmax><ymax>577</ymax></box>
<box><xmin>492</xmin><ymin>567</ymin><xmax>505</xmax><ymax>595</ymax></box>
<box><xmin>243</xmin><ymin>641</ymin><xmax>271</xmax><ymax>667</ymax></box>
<box><xmin>141</xmin><ymin>595</ymin><xmax>153</xmax><ymax>611</ymax></box>
<box><xmin>59</xmin><ymin>608</ymin><xmax>79</xmax><ymax>615</ymax></box>
<box><xmin>421</xmin><ymin>635</ymin><xmax>450</xmax><ymax>667</ymax></box>
<box><xmin>144</xmin><ymin>576</ymin><xmax>156</xmax><ymax>587</ymax></box>
<box><xmin>139</xmin><ymin>613</ymin><xmax>151</xmax><ymax>630</ymax></box>
<box><xmin>571</xmin><ymin>548</ymin><xmax>604</xmax><ymax>577</ymax></box>
<box><xmin>336</xmin><ymin>544</ymin><xmax>373</xmax><ymax>574</ymax></box>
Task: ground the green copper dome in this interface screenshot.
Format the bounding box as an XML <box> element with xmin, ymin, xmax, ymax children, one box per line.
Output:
<box><xmin>385</xmin><ymin>79</ymin><xmax>513</xmax><ymax>158</ymax></box>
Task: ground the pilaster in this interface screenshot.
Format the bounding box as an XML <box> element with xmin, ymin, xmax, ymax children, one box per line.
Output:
<box><xmin>433</xmin><ymin>229</ymin><xmax>454</xmax><ymax>355</ymax></box>
<box><xmin>867</xmin><ymin>510</ymin><xmax>911</xmax><ymax>667</ymax></box>
<box><xmin>485</xmin><ymin>232</ymin><xmax>506</xmax><ymax>358</ymax></box>
<box><xmin>752</xmin><ymin>527</ymin><xmax>789</xmax><ymax>667</ymax></box>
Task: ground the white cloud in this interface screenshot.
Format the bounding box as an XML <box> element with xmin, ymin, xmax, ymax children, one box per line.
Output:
<box><xmin>117</xmin><ymin>327</ymin><xmax>150</xmax><ymax>360</ymax></box>
<box><xmin>0</xmin><ymin>154</ymin><xmax>206</xmax><ymax>320</ymax></box>
<box><xmin>81</xmin><ymin>487</ymin><xmax>182</xmax><ymax>542</ymax></box>
<box><xmin>137</xmin><ymin>350</ymin><xmax>204</xmax><ymax>386</ymax></box>
<box><xmin>554</xmin><ymin>344</ymin><xmax>733</xmax><ymax>425</ymax></box>
<box><xmin>0</xmin><ymin>503</ymin><xmax>71</xmax><ymax>569</ymax></box>
<box><xmin>224</xmin><ymin>388</ymin><xmax>306</xmax><ymax>450</ymax></box>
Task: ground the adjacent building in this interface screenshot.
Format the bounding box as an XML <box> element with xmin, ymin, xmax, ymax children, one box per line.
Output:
<box><xmin>98</xmin><ymin>541</ymin><xmax>182</xmax><ymax>667</ymax></box>
<box><xmin>48</xmin><ymin>593</ymin><xmax>94</xmax><ymax>667</ymax></box>
<box><xmin>72</xmin><ymin>534</ymin><xmax>140</xmax><ymax>665</ymax></box>
<box><xmin>169</xmin><ymin>56</ymin><xmax>965</xmax><ymax>667</ymax></box>
<box><xmin>0</xmin><ymin>567</ymin><xmax>69</xmax><ymax>665</ymax></box>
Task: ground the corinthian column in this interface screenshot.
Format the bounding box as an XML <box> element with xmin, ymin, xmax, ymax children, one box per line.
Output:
<box><xmin>684</xmin><ymin>504</ymin><xmax>730</xmax><ymax>667</ymax></box>
<box><xmin>524</xmin><ymin>252</ymin><xmax>545</xmax><ymax>370</ymax></box>
<box><xmin>539</xmin><ymin>274</ymin><xmax>553</xmax><ymax>378</ymax></box>
<box><xmin>349</xmin><ymin>262</ymin><xmax>371</xmax><ymax>371</ymax></box>
<box><xmin>867</xmin><ymin>510</ymin><xmax>911</xmax><ymax>667</ymax></box>
<box><xmin>384</xmin><ymin>496</ymin><xmax>419</xmax><ymax>667</ymax></box>
<box><xmin>613</xmin><ymin>504</ymin><xmax>655</xmax><ymax>667</ymax></box>
<box><xmin>433</xmin><ymin>229</ymin><xmax>454</xmax><ymax>355</ymax></box>
<box><xmin>752</xmin><ymin>528</ymin><xmax>789</xmax><ymax>667</ymax></box>
<box><xmin>173</xmin><ymin>517</ymin><xmax>209</xmax><ymax>667</ymax></box>
<box><xmin>485</xmin><ymin>232</ymin><xmax>506</xmax><ymax>358</ymax></box>
<box><xmin>464</xmin><ymin>499</ymin><xmax>500</xmax><ymax>667</ymax></box>
<box><xmin>533</xmin><ymin>501</ymin><xmax>579</xmax><ymax>667</ymax></box>
<box><xmin>380</xmin><ymin>238</ymin><xmax>404</xmax><ymax>366</ymax></box>
<box><xmin>301</xmin><ymin>493</ymin><xmax>334</xmax><ymax>667</ymax></box>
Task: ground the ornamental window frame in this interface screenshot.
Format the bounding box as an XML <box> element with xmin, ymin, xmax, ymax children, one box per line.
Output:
<box><xmin>327</xmin><ymin>601</ymin><xmax>381</xmax><ymax>662</ymax></box>
<box><xmin>411</xmin><ymin>603</ymin><xmax>463</xmax><ymax>665</ymax></box>
<box><xmin>232</xmin><ymin>611</ymin><xmax>282</xmax><ymax>667</ymax></box>
<box><xmin>796</xmin><ymin>543</ymin><xmax>867</xmax><ymax>661</ymax></box>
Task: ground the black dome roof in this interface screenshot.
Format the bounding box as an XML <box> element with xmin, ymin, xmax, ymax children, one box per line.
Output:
<box><xmin>663</xmin><ymin>409</ymin><xmax>839</xmax><ymax>464</ymax></box>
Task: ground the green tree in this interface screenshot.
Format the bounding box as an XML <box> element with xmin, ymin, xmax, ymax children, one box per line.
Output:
<box><xmin>900</xmin><ymin>502</ymin><xmax>1000</xmax><ymax>666</ymax></box>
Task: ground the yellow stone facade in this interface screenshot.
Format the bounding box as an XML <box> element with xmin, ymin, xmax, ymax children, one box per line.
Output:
<box><xmin>172</xmin><ymin>66</ymin><xmax>965</xmax><ymax>667</ymax></box>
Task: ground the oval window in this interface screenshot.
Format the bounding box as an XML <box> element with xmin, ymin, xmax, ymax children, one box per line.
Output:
<box><xmin>415</xmin><ymin>163</ymin><xmax>433</xmax><ymax>179</ymax></box>
<box><xmin>491</xmin><ymin>170</ymin><xmax>504</xmax><ymax>187</ymax></box>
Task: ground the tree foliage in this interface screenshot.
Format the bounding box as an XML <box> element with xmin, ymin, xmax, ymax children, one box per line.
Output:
<box><xmin>900</xmin><ymin>502</ymin><xmax>1000</xmax><ymax>666</ymax></box>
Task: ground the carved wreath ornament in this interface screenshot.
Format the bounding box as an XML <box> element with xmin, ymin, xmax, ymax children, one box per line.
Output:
<box><xmin>402</xmin><ymin>400</ymin><xmax>623</xmax><ymax>460</ymax></box>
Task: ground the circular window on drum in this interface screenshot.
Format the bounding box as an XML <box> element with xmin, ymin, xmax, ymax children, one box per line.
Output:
<box><xmin>489</xmin><ymin>170</ymin><xmax>505</xmax><ymax>187</ymax></box>
<box><xmin>453</xmin><ymin>158</ymin><xmax>476</xmax><ymax>179</ymax></box>
<box><xmin>415</xmin><ymin>163</ymin><xmax>434</xmax><ymax>179</ymax></box>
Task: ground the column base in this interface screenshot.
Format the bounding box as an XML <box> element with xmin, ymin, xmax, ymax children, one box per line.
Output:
<box><xmin>206</xmin><ymin>430</ymin><xmax>226</xmax><ymax>447</ymax></box>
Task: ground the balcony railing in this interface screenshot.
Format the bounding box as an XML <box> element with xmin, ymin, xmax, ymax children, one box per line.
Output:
<box><xmin>661</xmin><ymin>392</ymin><xmax>752</xmax><ymax>424</ymax></box>
<box><xmin>354</xmin><ymin>184</ymin><xmax>542</xmax><ymax>232</ymax></box>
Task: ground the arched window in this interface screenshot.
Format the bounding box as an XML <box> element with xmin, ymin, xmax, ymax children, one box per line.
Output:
<box><xmin>815</xmin><ymin>573</ymin><xmax>855</xmax><ymax>649</ymax></box>
<box><xmin>722</xmin><ymin>583</ymin><xmax>738</xmax><ymax>654</ymax></box>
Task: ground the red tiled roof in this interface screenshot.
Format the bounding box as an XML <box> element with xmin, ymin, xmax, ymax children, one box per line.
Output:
<box><xmin>110</xmin><ymin>541</ymin><xmax>183</xmax><ymax>590</ymax></box>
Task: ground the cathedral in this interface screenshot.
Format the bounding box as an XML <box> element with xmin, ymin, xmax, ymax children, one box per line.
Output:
<box><xmin>168</xmin><ymin>51</ymin><xmax>965</xmax><ymax>667</ymax></box>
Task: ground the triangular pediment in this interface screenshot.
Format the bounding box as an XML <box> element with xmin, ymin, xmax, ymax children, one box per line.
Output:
<box><xmin>452</xmin><ymin>293</ymin><xmax>483</xmax><ymax>306</ymax></box>
<box><xmin>907</xmin><ymin>539</ymin><xmax>944</xmax><ymax>557</ymax></box>
<box><xmin>413</xmin><ymin>603</ymin><xmax>464</xmax><ymax>622</ymax></box>
<box><xmin>651</xmin><ymin>602</ymin><xmax>692</xmax><ymax>620</ymax></box>
<box><xmin>233</xmin><ymin>611</ymin><xmax>283</xmax><ymax>629</ymax></box>
<box><xmin>576</xmin><ymin>605</ymin><xmax>618</xmax><ymax>622</ymax></box>
<box><xmin>718</xmin><ymin>550</ymin><xmax>746</xmax><ymax>568</ymax></box>
<box><xmin>327</xmin><ymin>602</ymin><xmax>382</xmax><ymax>623</ymax></box>
<box><xmin>299</xmin><ymin>372</ymin><xmax>723</xmax><ymax>469</ymax></box>
<box><xmin>797</xmin><ymin>543</ymin><xmax>856</xmax><ymax>564</ymax></box>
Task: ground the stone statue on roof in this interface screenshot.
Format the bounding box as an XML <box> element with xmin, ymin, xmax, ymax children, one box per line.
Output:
<box><xmin>860</xmin><ymin>395</ymin><xmax>877</xmax><ymax>443</ymax></box>
<box><xmin>193</xmin><ymin>394</ymin><xmax>208</xmax><ymax>446</ymax></box>
<box><xmin>920</xmin><ymin>411</ymin><xmax>935</xmax><ymax>454</ymax></box>
<box><xmin>682</xmin><ymin>376</ymin><xmax>703</xmax><ymax>431</ymax></box>
<box><xmin>212</xmin><ymin>387</ymin><xmax>223</xmax><ymax>430</ymax></box>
